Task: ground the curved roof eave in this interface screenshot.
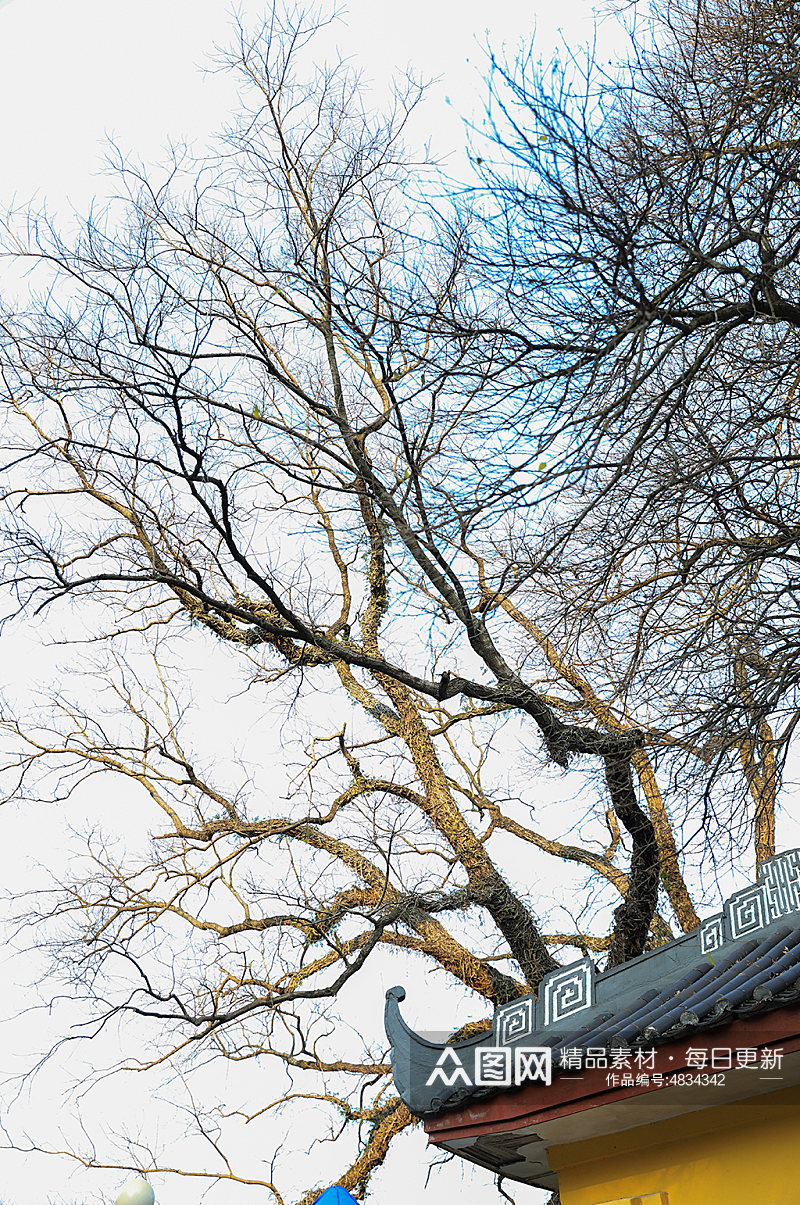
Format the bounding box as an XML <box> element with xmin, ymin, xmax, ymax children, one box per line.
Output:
<box><xmin>385</xmin><ymin>986</ymin><xmax>496</xmax><ymax>1117</ymax></box>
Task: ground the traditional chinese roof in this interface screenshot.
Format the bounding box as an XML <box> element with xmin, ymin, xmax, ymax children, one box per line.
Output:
<box><xmin>385</xmin><ymin>847</ymin><xmax>800</xmax><ymax>1120</ymax></box>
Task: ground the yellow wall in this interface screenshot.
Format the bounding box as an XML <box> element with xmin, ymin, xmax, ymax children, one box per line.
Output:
<box><xmin>547</xmin><ymin>1085</ymin><xmax>800</xmax><ymax>1205</ymax></box>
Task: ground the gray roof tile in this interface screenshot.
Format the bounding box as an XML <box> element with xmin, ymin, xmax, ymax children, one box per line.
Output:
<box><xmin>386</xmin><ymin>851</ymin><xmax>800</xmax><ymax>1117</ymax></box>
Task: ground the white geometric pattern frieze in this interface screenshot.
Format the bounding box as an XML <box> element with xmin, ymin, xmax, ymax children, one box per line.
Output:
<box><xmin>699</xmin><ymin>913</ymin><xmax>725</xmax><ymax>955</ymax></box>
<box><xmin>495</xmin><ymin>996</ymin><xmax>535</xmax><ymax>1045</ymax></box>
<box><xmin>759</xmin><ymin>849</ymin><xmax>800</xmax><ymax>920</ymax></box>
<box><xmin>490</xmin><ymin>850</ymin><xmax>800</xmax><ymax>1038</ymax></box>
<box><xmin>726</xmin><ymin>883</ymin><xmax>769</xmax><ymax>939</ymax></box>
<box><xmin>686</xmin><ymin>848</ymin><xmax>800</xmax><ymax>955</ymax></box>
<box><xmin>540</xmin><ymin>957</ymin><xmax>595</xmax><ymax>1027</ymax></box>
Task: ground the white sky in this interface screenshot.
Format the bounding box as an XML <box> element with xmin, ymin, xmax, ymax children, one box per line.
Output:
<box><xmin>0</xmin><ymin>0</ymin><xmax>605</xmax><ymax>213</ymax></box>
<box><xmin>0</xmin><ymin>3</ymin><xmax>744</xmax><ymax>1205</ymax></box>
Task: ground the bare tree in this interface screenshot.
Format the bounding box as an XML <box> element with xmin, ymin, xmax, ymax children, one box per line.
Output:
<box><xmin>471</xmin><ymin>0</ymin><xmax>800</xmax><ymax>861</ymax></box>
<box><xmin>0</xmin><ymin>1</ymin><xmax>788</xmax><ymax>1201</ymax></box>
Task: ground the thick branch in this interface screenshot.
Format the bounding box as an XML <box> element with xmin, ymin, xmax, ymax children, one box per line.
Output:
<box><xmin>604</xmin><ymin>754</ymin><xmax>660</xmax><ymax>967</ymax></box>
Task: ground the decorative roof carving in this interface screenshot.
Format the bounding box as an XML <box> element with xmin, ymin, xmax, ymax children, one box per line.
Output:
<box><xmin>385</xmin><ymin>849</ymin><xmax>800</xmax><ymax>1119</ymax></box>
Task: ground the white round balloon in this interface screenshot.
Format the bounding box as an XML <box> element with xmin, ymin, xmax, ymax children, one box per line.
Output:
<box><xmin>115</xmin><ymin>1176</ymin><xmax>156</xmax><ymax>1205</ymax></box>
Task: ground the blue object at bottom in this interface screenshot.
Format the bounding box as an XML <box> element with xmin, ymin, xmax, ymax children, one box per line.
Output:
<box><xmin>312</xmin><ymin>1188</ymin><xmax>359</xmax><ymax>1205</ymax></box>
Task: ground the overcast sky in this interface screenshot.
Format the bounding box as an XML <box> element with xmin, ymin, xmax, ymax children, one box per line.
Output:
<box><xmin>0</xmin><ymin>0</ymin><xmax>613</xmax><ymax>214</ymax></box>
<box><xmin>0</xmin><ymin>3</ymin><xmax>633</xmax><ymax>1204</ymax></box>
